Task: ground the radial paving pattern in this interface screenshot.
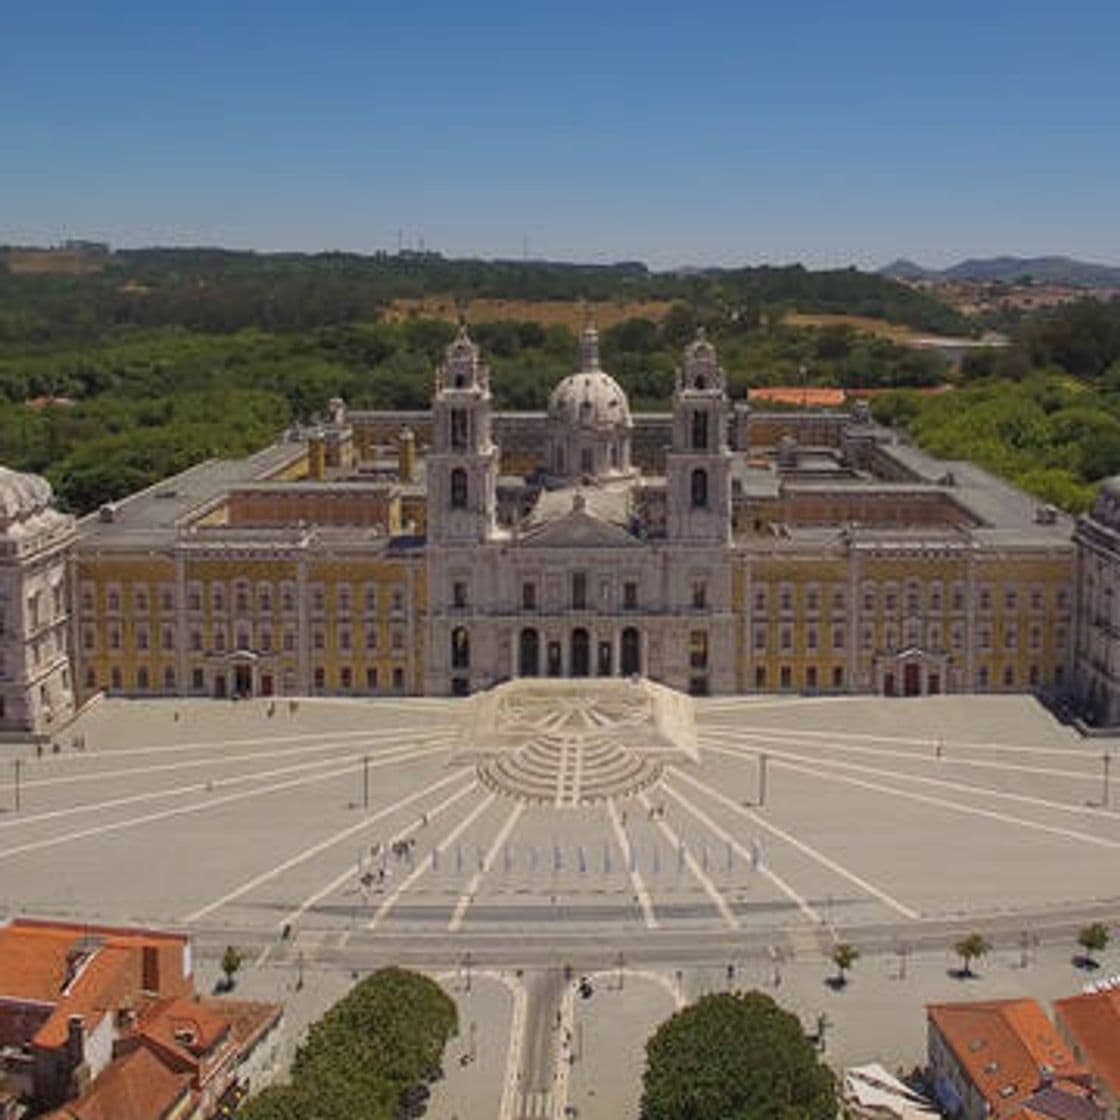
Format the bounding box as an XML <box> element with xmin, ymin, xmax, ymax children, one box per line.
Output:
<box><xmin>0</xmin><ymin>690</ymin><xmax>1117</xmax><ymax>951</ymax></box>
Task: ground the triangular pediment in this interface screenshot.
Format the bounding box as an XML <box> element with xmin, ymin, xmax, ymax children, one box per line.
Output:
<box><xmin>520</xmin><ymin>509</ymin><xmax>640</xmax><ymax>549</ymax></box>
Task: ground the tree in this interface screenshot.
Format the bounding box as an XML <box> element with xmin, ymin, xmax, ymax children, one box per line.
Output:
<box><xmin>640</xmin><ymin>991</ymin><xmax>836</xmax><ymax>1120</ymax></box>
<box><xmin>830</xmin><ymin>943</ymin><xmax>860</xmax><ymax>987</ymax></box>
<box><xmin>1077</xmin><ymin>922</ymin><xmax>1110</xmax><ymax>967</ymax></box>
<box><xmin>221</xmin><ymin>945</ymin><xmax>244</xmax><ymax>990</ymax></box>
<box><xmin>954</xmin><ymin>933</ymin><xmax>991</xmax><ymax>977</ymax></box>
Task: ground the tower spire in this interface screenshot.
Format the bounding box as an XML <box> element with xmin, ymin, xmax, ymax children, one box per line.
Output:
<box><xmin>579</xmin><ymin>303</ymin><xmax>600</xmax><ymax>372</ymax></box>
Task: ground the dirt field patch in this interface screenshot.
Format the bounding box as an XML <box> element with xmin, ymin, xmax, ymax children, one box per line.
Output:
<box><xmin>387</xmin><ymin>297</ymin><xmax>675</xmax><ymax>329</ymax></box>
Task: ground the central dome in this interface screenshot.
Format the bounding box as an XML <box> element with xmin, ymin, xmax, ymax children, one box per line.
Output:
<box><xmin>547</xmin><ymin>369</ymin><xmax>632</xmax><ymax>429</ymax></box>
<box><xmin>545</xmin><ymin>321</ymin><xmax>635</xmax><ymax>482</ymax></box>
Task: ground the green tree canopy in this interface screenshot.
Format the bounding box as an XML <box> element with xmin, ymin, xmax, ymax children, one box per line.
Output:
<box><xmin>640</xmin><ymin>991</ymin><xmax>836</xmax><ymax>1120</ymax></box>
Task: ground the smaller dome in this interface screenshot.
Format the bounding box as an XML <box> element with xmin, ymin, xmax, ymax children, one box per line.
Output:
<box><xmin>547</xmin><ymin>371</ymin><xmax>633</xmax><ymax>430</ymax></box>
<box><xmin>0</xmin><ymin>466</ymin><xmax>53</xmax><ymax>524</ymax></box>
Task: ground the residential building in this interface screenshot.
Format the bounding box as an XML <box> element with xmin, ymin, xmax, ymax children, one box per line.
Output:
<box><xmin>927</xmin><ymin>999</ymin><xmax>1097</xmax><ymax>1120</ymax></box>
<box><xmin>1055</xmin><ymin>987</ymin><xmax>1120</xmax><ymax>1118</ymax></box>
<box><xmin>0</xmin><ymin>918</ymin><xmax>280</xmax><ymax>1120</ymax></box>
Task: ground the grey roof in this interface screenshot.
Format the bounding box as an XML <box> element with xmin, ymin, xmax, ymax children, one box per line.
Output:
<box><xmin>76</xmin><ymin>443</ymin><xmax>304</xmax><ymax>549</ymax></box>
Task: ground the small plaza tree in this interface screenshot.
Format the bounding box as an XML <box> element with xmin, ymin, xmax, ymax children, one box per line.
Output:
<box><xmin>1077</xmin><ymin>922</ymin><xmax>1110</xmax><ymax>968</ymax></box>
<box><xmin>954</xmin><ymin>933</ymin><xmax>991</xmax><ymax>978</ymax></box>
<box><xmin>830</xmin><ymin>943</ymin><xmax>860</xmax><ymax>988</ymax></box>
<box><xmin>221</xmin><ymin>945</ymin><xmax>244</xmax><ymax>991</ymax></box>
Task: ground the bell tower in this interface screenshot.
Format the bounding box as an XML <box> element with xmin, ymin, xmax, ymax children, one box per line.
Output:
<box><xmin>428</xmin><ymin>327</ymin><xmax>498</xmax><ymax>544</ymax></box>
<box><xmin>666</xmin><ymin>330</ymin><xmax>732</xmax><ymax>542</ymax></box>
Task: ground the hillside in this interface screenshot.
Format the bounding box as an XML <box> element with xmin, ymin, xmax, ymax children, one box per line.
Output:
<box><xmin>881</xmin><ymin>255</ymin><xmax>1120</xmax><ymax>288</ymax></box>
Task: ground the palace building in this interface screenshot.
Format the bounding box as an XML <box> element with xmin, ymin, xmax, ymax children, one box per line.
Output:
<box><xmin>2</xmin><ymin>322</ymin><xmax>1110</xmax><ymax>733</ymax></box>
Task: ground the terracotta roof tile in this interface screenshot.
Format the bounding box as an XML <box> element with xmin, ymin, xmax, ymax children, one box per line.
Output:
<box><xmin>42</xmin><ymin>1046</ymin><xmax>191</xmax><ymax>1120</ymax></box>
<box><xmin>928</xmin><ymin>1000</ymin><xmax>1085</xmax><ymax>1118</ymax></box>
<box><xmin>1054</xmin><ymin>989</ymin><xmax>1120</xmax><ymax>1098</ymax></box>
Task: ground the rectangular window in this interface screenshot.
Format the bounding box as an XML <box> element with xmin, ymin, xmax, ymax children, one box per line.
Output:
<box><xmin>522</xmin><ymin>582</ymin><xmax>537</xmax><ymax>610</ymax></box>
<box><xmin>688</xmin><ymin>630</ymin><xmax>709</xmax><ymax>670</ymax></box>
<box><xmin>572</xmin><ymin>572</ymin><xmax>587</xmax><ymax>611</ymax></box>
<box><xmin>780</xmin><ymin>665</ymin><xmax>792</xmax><ymax>690</ymax></box>
<box><xmin>366</xmin><ymin>667</ymin><xmax>379</xmax><ymax>690</ymax></box>
<box><xmin>192</xmin><ymin>668</ymin><xmax>204</xmax><ymax>691</ymax></box>
<box><xmin>340</xmin><ymin>667</ymin><xmax>352</xmax><ymax>690</ymax></box>
<box><xmin>313</xmin><ymin>667</ymin><xmax>325</xmax><ymax>690</ymax></box>
<box><xmin>753</xmin><ymin>626</ymin><xmax>767</xmax><ymax>652</ymax></box>
<box><xmin>623</xmin><ymin>582</ymin><xmax>638</xmax><ymax>610</ymax></box>
<box><xmin>832</xmin><ymin>625</ymin><xmax>844</xmax><ymax>650</ymax></box>
<box><xmin>392</xmin><ymin>667</ymin><xmax>404</xmax><ymax>691</ymax></box>
<box><xmin>832</xmin><ymin>666</ymin><xmax>844</xmax><ymax>689</ymax></box>
<box><xmin>754</xmin><ymin>665</ymin><xmax>766</xmax><ymax>689</ymax></box>
<box><xmin>691</xmin><ymin>581</ymin><xmax>707</xmax><ymax>610</ymax></box>
<box><xmin>453</xmin><ymin>581</ymin><xmax>468</xmax><ymax>609</ymax></box>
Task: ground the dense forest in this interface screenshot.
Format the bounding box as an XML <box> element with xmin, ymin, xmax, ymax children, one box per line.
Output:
<box><xmin>873</xmin><ymin>299</ymin><xmax>1120</xmax><ymax>513</ymax></box>
<box><xmin>0</xmin><ymin>247</ymin><xmax>1117</xmax><ymax>516</ymax></box>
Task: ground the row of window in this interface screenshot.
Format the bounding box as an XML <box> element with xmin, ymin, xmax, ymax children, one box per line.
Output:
<box><xmin>751</xmin><ymin>621</ymin><xmax>1066</xmax><ymax>654</ymax></box>
<box><xmin>752</xmin><ymin>582</ymin><xmax>1071</xmax><ymax>615</ymax></box>
<box><xmin>751</xmin><ymin>663</ymin><xmax>1063</xmax><ymax>691</ymax></box>
<box><xmin>450</xmin><ymin>576</ymin><xmax>709</xmax><ymax>613</ymax></box>
<box><xmin>81</xmin><ymin>582</ymin><xmax>409</xmax><ymax>617</ymax></box>
<box><xmin>84</xmin><ymin>624</ymin><xmax>409</xmax><ymax>655</ymax></box>
<box><xmin>86</xmin><ymin>664</ymin><xmax>408</xmax><ymax>693</ymax></box>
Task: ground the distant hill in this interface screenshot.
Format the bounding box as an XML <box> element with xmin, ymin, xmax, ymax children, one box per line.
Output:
<box><xmin>881</xmin><ymin>255</ymin><xmax>1120</xmax><ymax>288</ymax></box>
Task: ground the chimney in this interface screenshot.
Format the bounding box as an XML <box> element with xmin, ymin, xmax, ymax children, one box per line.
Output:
<box><xmin>67</xmin><ymin>1015</ymin><xmax>85</xmax><ymax>1065</ymax></box>
<box><xmin>398</xmin><ymin>427</ymin><xmax>416</xmax><ymax>483</ymax></box>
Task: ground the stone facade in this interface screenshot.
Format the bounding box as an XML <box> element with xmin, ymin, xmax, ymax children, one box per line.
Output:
<box><xmin>0</xmin><ymin>325</ymin><xmax>1103</xmax><ymax>721</ymax></box>
<box><xmin>0</xmin><ymin>468</ymin><xmax>76</xmax><ymax>735</ymax></box>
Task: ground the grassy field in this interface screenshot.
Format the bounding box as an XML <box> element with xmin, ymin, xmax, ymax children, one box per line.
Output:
<box><xmin>783</xmin><ymin>310</ymin><xmax>923</xmax><ymax>341</ymax></box>
<box><xmin>387</xmin><ymin>296</ymin><xmax>675</xmax><ymax>329</ymax></box>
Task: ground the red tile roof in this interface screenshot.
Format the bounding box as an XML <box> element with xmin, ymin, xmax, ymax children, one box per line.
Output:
<box><xmin>1054</xmin><ymin>988</ymin><xmax>1120</xmax><ymax>1098</ymax></box>
<box><xmin>42</xmin><ymin>1046</ymin><xmax>191</xmax><ymax>1120</ymax></box>
<box><xmin>928</xmin><ymin>999</ymin><xmax>1086</xmax><ymax>1117</ymax></box>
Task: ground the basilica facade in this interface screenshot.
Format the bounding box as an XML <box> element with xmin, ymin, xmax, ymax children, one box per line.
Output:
<box><xmin>3</xmin><ymin>321</ymin><xmax>1116</xmax><ymax>735</ymax></box>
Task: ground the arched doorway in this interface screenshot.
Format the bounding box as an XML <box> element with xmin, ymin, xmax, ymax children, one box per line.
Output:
<box><xmin>519</xmin><ymin>628</ymin><xmax>540</xmax><ymax>677</ymax></box>
<box><xmin>621</xmin><ymin>627</ymin><xmax>641</xmax><ymax>676</ymax></box>
<box><xmin>570</xmin><ymin>628</ymin><xmax>590</xmax><ymax>677</ymax></box>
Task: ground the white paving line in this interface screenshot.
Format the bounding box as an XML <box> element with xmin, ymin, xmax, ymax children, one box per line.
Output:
<box><xmin>25</xmin><ymin>724</ymin><xmax>434</xmax><ymax>762</ymax></box>
<box><xmin>637</xmin><ymin>791</ymin><xmax>738</xmax><ymax>929</ymax></box>
<box><xmin>0</xmin><ymin>738</ymin><xmax>454</xmax><ymax>833</ymax></box>
<box><xmin>700</xmin><ymin>719</ymin><xmax>1089</xmax><ymax>759</ymax></box>
<box><xmin>707</xmin><ymin>733</ymin><xmax>1120</xmax><ymax>822</ymax></box>
<box><xmin>2</xmin><ymin>727</ymin><xmax>456</xmax><ymax>793</ymax></box>
<box><xmin>670</xmin><ymin>765</ymin><xmax>922</xmax><ymax>920</ymax></box>
<box><xmin>272</xmin><ymin>778</ymin><xmax>478</xmax><ymax>931</ymax></box>
<box><xmin>709</xmin><ymin>727</ymin><xmax>1098</xmax><ymax>782</ymax></box>
<box><xmin>0</xmin><ymin>746</ymin><xmax>445</xmax><ymax>864</ymax></box>
<box><xmin>716</xmin><ymin>747</ymin><xmax>1120</xmax><ymax>852</ymax></box>
<box><xmin>660</xmin><ymin>779</ymin><xmax>822</xmax><ymax>925</ymax></box>
<box><xmin>433</xmin><ymin>968</ymin><xmax>526</xmax><ymax>1120</ymax></box>
<box><xmin>182</xmin><ymin>769</ymin><xmax>473</xmax><ymax>922</ymax></box>
<box><xmin>449</xmin><ymin>801</ymin><xmax>526</xmax><ymax>931</ymax></box>
<box><xmin>367</xmin><ymin>793</ymin><xmax>497</xmax><ymax>931</ymax></box>
<box><xmin>606</xmin><ymin>798</ymin><xmax>657</xmax><ymax>929</ymax></box>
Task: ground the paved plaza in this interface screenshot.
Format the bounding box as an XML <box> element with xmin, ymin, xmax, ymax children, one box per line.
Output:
<box><xmin>2</xmin><ymin>688</ymin><xmax>1118</xmax><ymax>1118</ymax></box>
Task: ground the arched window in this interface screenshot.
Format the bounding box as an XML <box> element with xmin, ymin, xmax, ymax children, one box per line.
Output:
<box><xmin>690</xmin><ymin>467</ymin><xmax>708</xmax><ymax>509</ymax></box>
<box><xmin>451</xmin><ymin>627</ymin><xmax>470</xmax><ymax>670</ymax></box>
<box><xmin>518</xmin><ymin>629</ymin><xmax>540</xmax><ymax>677</ymax></box>
<box><xmin>450</xmin><ymin>468</ymin><xmax>468</xmax><ymax>510</ymax></box>
<box><xmin>691</xmin><ymin>409</ymin><xmax>709</xmax><ymax>451</ymax></box>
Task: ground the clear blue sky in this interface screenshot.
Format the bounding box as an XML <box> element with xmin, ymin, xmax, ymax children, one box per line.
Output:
<box><xmin>4</xmin><ymin>0</ymin><xmax>1118</xmax><ymax>269</ymax></box>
